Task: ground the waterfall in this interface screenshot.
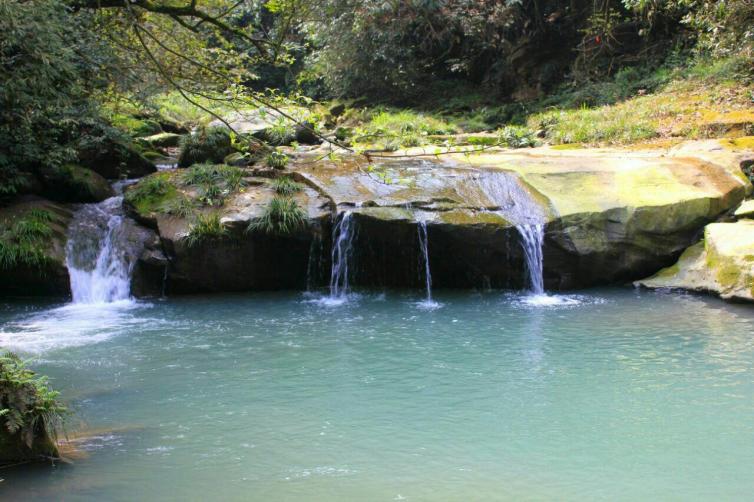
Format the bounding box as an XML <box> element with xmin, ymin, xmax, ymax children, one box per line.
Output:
<box><xmin>65</xmin><ymin>191</ymin><xmax>140</xmax><ymax>304</ymax></box>
<box><xmin>417</xmin><ymin>220</ymin><xmax>437</xmax><ymax>307</ymax></box>
<box><xmin>329</xmin><ymin>211</ymin><xmax>356</xmax><ymax>298</ymax></box>
<box><xmin>516</xmin><ymin>224</ymin><xmax>545</xmax><ymax>295</ymax></box>
<box><xmin>478</xmin><ymin>173</ymin><xmax>546</xmax><ymax>294</ymax></box>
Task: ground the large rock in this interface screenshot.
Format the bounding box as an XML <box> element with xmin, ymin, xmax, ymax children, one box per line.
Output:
<box><xmin>292</xmin><ymin>139</ymin><xmax>750</xmax><ymax>289</ymax></box>
<box><xmin>78</xmin><ymin>137</ymin><xmax>156</xmax><ymax>179</ymax></box>
<box><xmin>129</xmin><ymin>139</ymin><xmax>751</xmax><ymax>293</ymax></box>
<box><xmin>0</xmin><ymin>197</ymin><xmax>73</xmax><ymax>296</ymax></box>
<box><xmin>636</xmin><ymin>221</ymin><xmax>754</xmax><ymax>302</ymax></box>
<box><xmin>38</xmin><ymin>164</ymin><xmax>114</xmax><ymax>203</ymax></box>
<box><xmin>128</xmin><ymin>172</ymin><xmax>331</xmax><ymax>294</ymax></box>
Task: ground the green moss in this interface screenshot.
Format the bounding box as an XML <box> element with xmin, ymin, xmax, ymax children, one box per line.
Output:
<box><xmin>125</xmin><ymin>173</ymin><xmax>178</xmax><ymax>216</ymax></box>
<box><xmin>110</xmin><ymin>113</ymin><xmax>162</xmax><ymax>138</ymax></box>
<box><xmin>550</xmin><ymin>143</ymin><xmax>585</xmax><ymax>150</ymax></box>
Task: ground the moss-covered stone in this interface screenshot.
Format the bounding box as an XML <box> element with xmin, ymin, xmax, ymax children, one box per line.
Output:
<box><xmin>637</xmin><ymin>221</ymin><xmax>754</xmax><ymax>302</ymax></box>
<box><xmin>39</xmin><ymin>164</ymin><xmax>113</xmax><ymax>203</ymax></box>
<box><xmin>140</xmin><ymin>132</ymin><xmax>182</xmax><ymax>149</ymax></box>
<box><xmin>0</xmin><ymin>197</ymin><xmax>72</xmax><ymax>296</ymax></box>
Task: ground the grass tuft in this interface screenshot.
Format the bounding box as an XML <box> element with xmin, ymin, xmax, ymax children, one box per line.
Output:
<box><xmin>247</xmin><ymin>196</ymin><xmax>307</xmax><ymax>235</ymax></box>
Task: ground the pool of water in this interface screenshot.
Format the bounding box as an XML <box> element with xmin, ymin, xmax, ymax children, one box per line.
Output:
<box><xmin>1</xmin><ymin>289</ymin><xmax>754</xmax><ymax>500</ymax></box>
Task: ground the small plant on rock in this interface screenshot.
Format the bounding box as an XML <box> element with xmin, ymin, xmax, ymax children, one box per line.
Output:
<box><xmin>265</xmin><ymin>150</ymin><xmax>289</xmax><ymax>169</ymax></box>
<box><xmin>270</xmin><ymin>176</ymin><xmax>304</xmax><ymax>196</ymax></box>
<box><xmin>247</xmin><ymin>196</ymin><xmax>306</xmax><ymax>235</ymax></box>
<box><xmin>185</xmin><ymin>213</ymin><xmax>228</xmax><ymax>247</ymax></box>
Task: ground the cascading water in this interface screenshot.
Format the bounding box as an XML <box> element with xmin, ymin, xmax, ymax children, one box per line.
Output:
<box><xmin>328</xmin><ymin>211</ymin><xmax>356</xmax><ymax>299</ymax></box>
<box><xmin>65</xmin><ymin>185</ymin><xmax>143</xmax><ymax>304</ymax></box>
<box><xmin>416</xmin><ymin>220</ymin><xmax>440</xmax><ymax>308</ymax></box>
<box><xmin>516</xmin><ymin>224</ymin><xmax>545</xmax><ymax>295</ymax></box>
<box><xmin>478</xmin><ymin>173</ymin><xmax>547</xmax><ymax>294</ymax></box>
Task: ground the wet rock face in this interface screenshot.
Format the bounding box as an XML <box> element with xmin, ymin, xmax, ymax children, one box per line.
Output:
<box><xmin>291</xmin><ymin>141</ymin><xmax>750</xmax><ymax>290</ymax></box>
<box><xmin>126</xmin><ymin>139</ymin><xmax>751</xmax><ymax>294</ymax></box>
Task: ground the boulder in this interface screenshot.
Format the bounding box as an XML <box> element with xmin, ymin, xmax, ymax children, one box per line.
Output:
<box><xmin>130</xmin><ymin>139</ymin><xmax>752</xmax><ymax>294</ymax></box>
<box><xmin>38</xmin><ymin>164</ymin><xmax>114</xmax><ymax>203</ymax></box>
<box><xmin>139</xmin><ymin>132</ymin><xmax>182</xmax><ymax>149</ymax></box>
<box><xmin>78</xmin><ymin>137</ymin><xmax>156</xmax><ymax>179</ymax></box>
<box><xmin>0</xmin><ymin>197</ymin><xmax>73</xmax><ymax>296</ymax></box>
<box><xmin>291</xmin><ymin>139</ymin><xmax>750</xmax><ymax>289</ymax></box>
<box><xmin>734</xmin><ymin>199</ymin><xmax>754</xmax><ymax>219</ymax></box>
<box><xmin>636</xmin><ymin>221</ymin><xmax>754</xmax><ymax>302</ymax></box>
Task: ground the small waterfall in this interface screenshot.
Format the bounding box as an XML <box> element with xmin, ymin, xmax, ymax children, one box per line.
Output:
<box><xmin>417</xmin><ymin>220</ymin><xmax>437</xmax><ymax>307</ymax></box>
<box><xmin>516</xmin><ymin>224</ymin><xmax>545</xmax><ymax>295</ymax></box>
<box><xmin>478</xmin><ymin>173</ymin><xmax>547</xmax><ymax>294</ymax></box>
<box><xmin>329</xmin><ymin>211</ymin><xmax>356</xmax><ymax>298</ymax></box>
<box><xmin>65</xmin><ymin>190</ymin><xmax>141</xmax><ymax>304</ymax></box>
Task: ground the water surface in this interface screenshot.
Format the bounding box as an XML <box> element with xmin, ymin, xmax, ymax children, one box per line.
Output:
<box><xmin>1</xmin><ymin>289</ymin><xmax>753</xmax><ymax>500</ymax></box>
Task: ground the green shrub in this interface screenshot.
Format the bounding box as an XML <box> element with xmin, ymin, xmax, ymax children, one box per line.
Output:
<box><xmin>185</xmin><ymin>213</ymin><xmax>228</xmax><ymax>247</ymax></box>
<box><xmin>270</xmin><ymin>177</ymin><xmax>304</xmax><ymax>195</ymax></box>
<box><xmin>247</xmin><ymin>196</ymin><xmax>307</xmax><ymax>235</ymax></box>
<box><xmin>0</xmin><ymin>352</ymin><xmax>65</xmax><ymax>457</ymax></box>
<box><xmin>265</xmin><ymin>150</ymin><xmax>289</xmax><ymax>169</ymax></box>
<box><xmin>178</xmin><ymin>127</ymin><xmax>234</xmax><ymax>168</ymax></box>
<box><xmin>497</xmin><ymin>126</ymin><xmax>538</xmax><ymax>148</ymax></box>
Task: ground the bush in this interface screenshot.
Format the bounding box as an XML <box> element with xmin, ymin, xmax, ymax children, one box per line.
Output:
<box><xmin>178</xmin><ymin>127</ymin><xmax>234</xmax><ymax>167</ymax></box>
<box><xmin>185</xmin><ymin>213</ymin><xmax>228</xmax><ymax>247</ymax></box>
<box><xmin>497</xmin><ymin>126</ymin><xmax>538</xmax><ymax>148</ymax></box>
<box><xmin>247</xmin><ymin>196</ymin><xmax>307</xmax><ymax>235</ymax></box>
<box><xmin>0</xmin><ymin>352</ymin><xmax>65</xmax><ymax>461</ymax></box>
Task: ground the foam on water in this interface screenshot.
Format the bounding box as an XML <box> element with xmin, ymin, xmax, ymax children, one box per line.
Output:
<box><xmin>0</xmin><ymin>301</ymin><xmax>144</xmax><ymax>353</ymax></box>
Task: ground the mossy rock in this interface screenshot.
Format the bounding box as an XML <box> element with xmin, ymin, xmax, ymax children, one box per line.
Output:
<box><xmin>111</xmin><ymin>114</ymin><xmax>163</xmax><ymax>138</ymax></box>
<box><xmin>0</xmin><ymin>197</ymin><xmax>72</xmax><ymax>296</ymax></box>
<box><xmin>178</xmin><ymin>127</ymin><xmax>234</xmax><ymax>168</ymax></box>
<box><xmin>638</xmin><ymin>221</ymin><xmax>754</xmax><ymax>302</ymax></box>
<box><xmin>78</xmin><ymin>137</ymin><xmax>157</xmax><ymax>179</ymax></box>
<box><xmin>39</xmin><ymin>164</ymin><xmax>113</xmax><ymax>203</ymax></box>
<box><xmin>141</xmin><ymin>132</ymin><xmax>182</xmax><ymax>149</ymax></box>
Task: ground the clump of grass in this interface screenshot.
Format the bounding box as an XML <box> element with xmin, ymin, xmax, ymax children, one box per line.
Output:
<box><xmin>159</xmin><ymin>195</ymin><xmax>198</xmax><ymax>218</ymax></box>
<box><xmin>270</xmin><ymin>176</ymin><xmax>303</xmax><ymax>195</ymax></box>
<box><xmin>265</xmin><ymin>150</ymin><xmax>289</xmax><ymax>169</ymax></box>
<box><xmin>181</xmin><ymin>164</ymin><xmax>245</xmax><ymax>207</ymax></box>
<box><xmin>181</xmin><ymin>164</ymin><xmax>244</xmax><ymax>190</ymax></box>
<box><xmin>247</xmin><ymin>196</ymin><xmax>307</xmax><ymax>235</ymax></box>
<box><xmin>185</xmin><ymin>213</ymin><xmax>228</xmax><ymax>247</ymax></box>
<box><xmin>0</xmin><ymin>352</ymin><xmax>65</xmax><ymax>458</ymax></box>
<box><xmin>0</xmin><ymin>210</ymin><xmax>55</xmax><ymax>271</ymax></box>
<box><xmin>354</xmin><ymin>108</ymin><xmax>458</xmax><ymax>149</ymax></box>
<box><xmin>178</xmin><ymin>127</ymin><xmax>234</xmax><ymax>168</ymax></box>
